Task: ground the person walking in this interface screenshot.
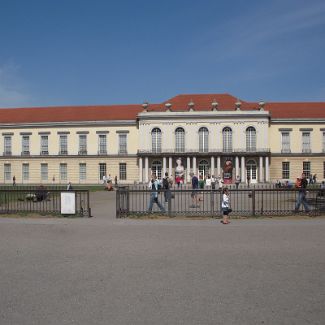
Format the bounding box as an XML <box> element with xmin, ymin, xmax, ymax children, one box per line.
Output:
<box><xmin>13</xmin><ymin>175</ymin><xmax>16</xmax><ymax>186</ymax></box>
<box><xmin>189</xmin><ymin>172</ymin><xmax>200</xmax><ymax>208</ymax></box>
<box><xmin>148</xmin><ymin>174</ymin><xmax>165</xmax><ymax>213</ymax></box>
<box><xmin>162</xmin><ymin>172</ymin><xmax>173</xmax><ymax>203</ymax></box>
<box><xmin>294</xmin><ymin>173</ymin><xmax>311</xmax><ymax>213</ymax></box>
<box><xmin>247</xmin><ymin>175</ymin><xmax>251</xmax><ymax>188</ymax></box>
<box><xmin>67</xmin><ymin>182</ymin><xmax>73</xmax><ymax>190</ymax></box>
<box><xmin>211</xmin><ymin>175</ymin><xmax>216</xmax><ymax>190</ymax></box>
<box><xmin>221</xmin><ymin>187</ymin><xmax>232</xmax><ymax>224</ymax></box>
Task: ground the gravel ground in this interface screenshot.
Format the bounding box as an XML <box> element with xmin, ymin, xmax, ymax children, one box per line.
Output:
<box><xmin>0</xmin><ymin>191</ymin><xmax>324</xmax><ymax>325</ymax></box>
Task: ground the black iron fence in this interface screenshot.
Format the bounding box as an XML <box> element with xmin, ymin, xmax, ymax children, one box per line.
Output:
<box><xmin>0</xmin><ymin>188</ymin><xmax>91</xmax><ymax>217</ymax></box>
<box><xmin>116</xmin><ymin>187</ymin><xmax>325</xmax><ymax>218</ymax></box>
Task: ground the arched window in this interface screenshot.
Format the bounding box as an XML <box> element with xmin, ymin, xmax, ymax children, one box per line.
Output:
<box><xmin>151</xmin><ymin>128</ymin><xmax>161</xmax><ymax>153</ymax></box>
<box><xmin>246</xmin><ymin>127</ymin><xmax>256</xmax><ymax>152</ymax></box>
<box><xmin>222</xmin><ymin>127</ymin><xmax>232</xmax><ymax>152</ymax></box>
<box><xmin>175</xmin><ymin>127</ymin><xmax>185</xmax><ymax>153</ymax></box>
<box><xmin>151</xmin><ymin>160</ymin><xmax>162</xmax><ymax>179</ymax></box>
<box><xmin>199</xmin><ymin>127</ymin><xmax>209</xmax><ymax>153</ymax></box>
<box><xmin>198</xmin><ymin>160</ymin><xmax>209</xmax><ymax>178</ymax></box>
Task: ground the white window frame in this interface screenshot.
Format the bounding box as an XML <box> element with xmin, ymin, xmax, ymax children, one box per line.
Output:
<box><xmin>281</xmin><ymin>132</ymin><xmax>291</xmax><ymax>153</ymax></box>
<box><xmin>4</xmin><ymin>163</ymin><xmax>11</xmax><ymax>181</ymax></box>
<box><xmin>119</xmin><ymin>163</ymin><xmax>127</xmax><ymax>180</ymax></box>
<box><xmin>4</xmin><ymin>136</ymin><xmax>12</xmax><ymax>155</ymax></box>
<box><xmin>60</xmin><ymin>163</ymin><xmax>68</xmax><ymax>182</ymax></box>
<box><xmin>59</xmin><ymin>135</ymin><xmax>68</xmax><ymax>155</ymax></box>
<box><xmin>118</xmin><ymin>134</ymin><xmax>127</xmax><ymax>154</ymax></box>
<box><xmin>282</xmin><ymin>162</ymin><xmax>290</xmax><ymax>179</ymax></box>
<box><xmin>303</xmin><ymin>161</ymin><xmax>311</xmax><ymax>178</ymax></box>
<box><xmin>41</xmin><ymin>163</ymin><xmax>48</xmax><ymax>181</ymax></box>
<box><xmin>98</xmin><ymin>134</ymin><xmax>107</xmax><ymax>155</ymax></box>
<box><xmin>22</xmin><ymin>135</ymin><xmax>30</xmax><ymax>155</ymax></box>
<box><xmin>222</xmin><ymin>127</ymin><xmax>232</xmax><ymax>153</ymax></box>
<box><xmin>199</xmin><ymin>127</ymin><xmax>209</xmax><ymax>153</ymax></box>
<box><xmin>175</xmin><ymin>127</ymin><xmax>185</xmax><ymax>153</ymax></box>
<box><xmin>22</xmin><ymin>163</ymin><xmax>29</xmax><ymax>181</ymax></box>
<box><xmin>78</xmin><ymin>135</ymin><xmax>87</xmax><ymax>155</ymax></box>
<box><xmin>151</xmin><ymin>128</ymin><xmax>162</xmax><ymax>153</ymax></box>
<box><xmin>79</xmin><ymin>163</ymin><xmax>87</xmax><ymax>180</ymax></box>
<box><xmin>246</xmin><ymin>127</ymin><xmax>256</xmax><ymax>152</ymax></box>
<box><xmin>40</xmin><ymin>135</ymin><xmax>49</xmax><ymax>155</ymax></box>
<box><xmin>302</xmin><ymin>132</ymin><xmax>311</xmax><ymax>153</ymax></box>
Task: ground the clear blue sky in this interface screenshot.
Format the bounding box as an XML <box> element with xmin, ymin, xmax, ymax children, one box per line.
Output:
<box><xmin>0</xmin><ymin>0</ymin><xmax>325</xmax><ymax>108</ymax></box>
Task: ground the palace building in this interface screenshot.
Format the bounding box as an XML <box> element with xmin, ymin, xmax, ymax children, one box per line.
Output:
<box><xmin>0</xmin><ymin>93</ymin><xmax>324</xmax><ymax>185</ymax></box>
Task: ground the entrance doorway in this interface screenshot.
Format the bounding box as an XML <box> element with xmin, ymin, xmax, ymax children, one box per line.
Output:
<box><xmin>151</xmin><ymin>160</ymin><xmax>162</xmax><ymax>179</ymax></box>
<box><xmin>246</xmin><ymin>160</ymin><xmax>257</xmax><ymax>183</ymax></box>
<box><xmin>198</xmin><ymin>160</ymin><xmax>209</xmax><ymax>178</ymax></box>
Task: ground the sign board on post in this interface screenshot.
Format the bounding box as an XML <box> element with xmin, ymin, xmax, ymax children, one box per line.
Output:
<box><xmin>61</xmin><ymin>192</ymin><xmax>76</xmax><ymax>215</ymax></box>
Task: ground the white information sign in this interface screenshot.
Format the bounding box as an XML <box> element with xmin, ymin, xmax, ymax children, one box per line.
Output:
<box><xmin>61</xmin><ymin>192</ymin><xmax>76</xmax><ymax>214</ymax></box>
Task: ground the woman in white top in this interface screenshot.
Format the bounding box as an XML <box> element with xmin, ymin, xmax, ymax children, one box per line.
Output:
<box><xmin>221</xmin><ymin>187</ymin><xmax>231</xmax><ymax>224</ymax></box>
<box><xmin>205</xmin><ymin>175</ymin><xmax>212</xmax><ymax>188</ymax></box>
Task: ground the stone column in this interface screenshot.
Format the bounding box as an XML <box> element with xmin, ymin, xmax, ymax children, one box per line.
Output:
<box><xmin>265</xmin><ymin>156</ymin><xmax>270</xmax><ymax>182</ymax></box>
<box><xmin>187</xmin><ymin>156</ymin><xmax>191</xmax><ymax>182</ymax></box>
<box><xmin>211</xmin><ymin>156</ymin><xmax>215</xmax><ymax>176</ymax></box>
<box><xmin>144</xmin><ymin>157</ymin><xmax>149</xmax><ymax>183</ymax></box>
<box><xmin>235</xmin><ymin>156</ymin><xmax>239</xmax><ymax>179</ymax></box>
<box><xmin>259</xmin><ymin>156</ymin><xmax>264</xmax><ymax>183</ymax></box>
<box><xmin>139</xmin><ymin>157</ymin><xmax>143</xmax><ymax>183</ymax></box>
<box><xmin>163</xmin><ymin>157</ymin><xmax>167</xmax><ymax>176</ymax></box>
<box><xmin>217</xmin><ymin>156</ymin><xmax>221</xmax><ymax>177</ymax></box>
<box><xmin>169</xmin><ymin>157</ymin><xmax>172</xmax><ymax>177</ymax></box>
<box><xmin>241</xmin><ymin>156</ymin><xmax>246</xmax><ymax>182</ymax></box>
<box><xmin>192</xmin><ymin>156</ymin><xmax>197</xmax><ymax>176</ymax></box>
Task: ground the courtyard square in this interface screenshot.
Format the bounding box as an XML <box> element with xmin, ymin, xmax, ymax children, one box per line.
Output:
<box><xmin>0</xmin><ymin>192</ymin><xmax>324</xmax><ymax>325</ymax></box>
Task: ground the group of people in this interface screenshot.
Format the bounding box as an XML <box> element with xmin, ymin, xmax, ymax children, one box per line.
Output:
<box><xmin>147</xmin><ymin>172</ymin><xmax>232</xmax><ymax>224</ymax></box>
<box><xmin>102</xmin><ymin>174</ymin><xmax>118</xmax><ymax>191</ymax></box>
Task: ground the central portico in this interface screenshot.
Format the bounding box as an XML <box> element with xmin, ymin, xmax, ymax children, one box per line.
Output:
<box><xmin>137</xmin><ymin>105</ymin><xmax>270</xmax><ymax>184</ymax></box>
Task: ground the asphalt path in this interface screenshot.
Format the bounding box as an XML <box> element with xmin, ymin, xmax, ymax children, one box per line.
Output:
<box><xmin>0</xmin><ymin>191</ymin><xmax>324</xmax><ymax>325</ymax></box>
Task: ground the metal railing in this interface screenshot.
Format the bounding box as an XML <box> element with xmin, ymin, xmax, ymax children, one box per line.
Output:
<box><xmin>116</xmin><ymin>187</ymin><xmax>325</xmax><ymax>218</ymax></box>
<box><xmin>0</xmin><ymin>188</ymin><xmax>91</xmax><ymax>217</ymax></box>
<box><xmin>137</xmin><ymin>148</ymin><xmax>270</xmax><ymax>155</ymax></box>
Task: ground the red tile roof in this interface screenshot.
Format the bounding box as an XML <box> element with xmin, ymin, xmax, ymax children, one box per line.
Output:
<box><xmin>0</xmin><ymin>94</ymin><xmax>324</xmax><ymax>123</ymax></box>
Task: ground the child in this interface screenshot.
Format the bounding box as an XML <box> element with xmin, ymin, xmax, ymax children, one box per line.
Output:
<box><xmin>221</xmin><ymin>187</ymin><xmax>231</xmax><ymax>224</ymax></box>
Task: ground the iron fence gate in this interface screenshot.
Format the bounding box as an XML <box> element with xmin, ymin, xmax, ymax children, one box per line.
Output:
<box><xmin>116</xmin><ymin>187</ymin><xmax>325</xmax><ymax>218</ymax></box>
<box><xmin>0</xmin><ymin>189</ymin><xmax>91</xmax><ymax>217</ymax></box>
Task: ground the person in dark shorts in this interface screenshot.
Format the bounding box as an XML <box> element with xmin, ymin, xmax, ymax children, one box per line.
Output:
<box><xmin>190</xmin><ymin>172</ymin><xmax>199</xmax><ymax>208</ymax></box>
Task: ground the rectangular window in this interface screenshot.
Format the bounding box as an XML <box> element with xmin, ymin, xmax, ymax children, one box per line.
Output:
<box><xmin>118</xmin><ymin>134</ymin><xmax>127</xmax><ymax>154</ymax></box>
<box><xmin>281</xmin><ymin>132</ymin><xmax>290</xmax><ymax>153</ymax></box>
<box><xmin>99</xmin><ymin>163</ymin><xmax>107</xmax><ymax>180</ymax></box>
<box><xmin>41</xmin><ymin>163</ymin><xmax>48</xmax><ymax>181</ymax></box>
<box><xmin>302</xmin><ymin>132</ymin><xmax>311</xmax><ymax>153</ymax></box>
<box><xmin>22</xmin><ymin>163</ymin><xmax>29</xmax><ymax>181</ymax></box>
<box><xmin>98</xmin><ymin>134</ymin><xmax>107</xmax><ymax>154</ymax></box>
<box><xmin>79</xmin><ymin>163</ymin><xmax>86</xmax><ymax>180</ymax></box>
<box><xmin>322</xmin><ymin>132</ymin><xmax>325</xmax><ymax>153</ymax></box>
<box><xmin>4</xmin><ymin>163</ymin><xmax>11</xmax><ymax>181</ymax></box>
<box><xmin>4</xmin><ymin>136</ymin><xmax>12</xmax><ymax>155</ymax></box>
<box><xmin>78</xmin><ymin>135</ymin><xmax>87</xmax><ymax>155</ymax></box>
<box><xmin>22</xmin><ymin>135</ymin><xmax>30</xmax><ymax>155</ymax></box>
<box><xmin>303</xmin><ymin>161</ymin><xmax>311</xmax><ymax>178</ymax></box>
<box><xmin>59</xmin><ymin>135</ymin><xmax>68</xmax><ymax>155</ymax></box>
<box><xmin>282</xmin><ymin>162</ymin><xmax>290</xmax><ymax>179</ymax></box>
<box><xmin>119</xmin><ymin>163</ymin><xmax>127</xmax><ymax>180</ymax></box>
<box><xmin>40</xmin><ymin>135</ymin><xmax>49</xmax><ymax>155</ymax></box>
<box><xmin>60</xmin><ymin>163</ymin><xmax>67</xmax><ymax>181</ymax></box>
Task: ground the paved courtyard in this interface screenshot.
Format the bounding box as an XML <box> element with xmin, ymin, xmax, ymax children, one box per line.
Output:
<box><xmin>0</xmin><ymin>191</ymin><xmax>324</xmax><ymax>324</ymax></box>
